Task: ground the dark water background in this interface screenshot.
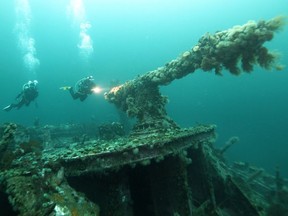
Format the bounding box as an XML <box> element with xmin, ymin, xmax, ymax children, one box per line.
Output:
<box><xmin>0</xmin><ymin>0</ymin><xmax>287</xmax><ymax>176</ymax></box>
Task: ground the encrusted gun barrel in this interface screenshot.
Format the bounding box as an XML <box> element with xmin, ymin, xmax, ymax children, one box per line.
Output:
<box><xmin>105</xmin><ymin>16</ymin><xmax>285</xmax><ymax>133</ymax></box>
<box><xmin>144</xmin><ymin>16</ymin><xmax>285</xmax><ymax>83</ymax></box>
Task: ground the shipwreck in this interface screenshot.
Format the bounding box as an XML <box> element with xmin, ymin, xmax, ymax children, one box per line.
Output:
<box><xmin>0</xmin><ymin>16</ymin><xmax>287</xmax><ymax>216</ymax></box>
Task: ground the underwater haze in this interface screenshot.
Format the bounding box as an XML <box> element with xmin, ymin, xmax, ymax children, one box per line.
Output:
<box><xmin>0</xmin><ymin>0</ymin><xmax>288</xmax><ymax>176</ymax></box>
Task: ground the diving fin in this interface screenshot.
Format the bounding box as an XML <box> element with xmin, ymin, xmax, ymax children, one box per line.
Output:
<box><xmin>60</xmin><ymin>86</ymin><xmax>72</xmax><ymax>91</ymax></box>
<box><xmin>3</xmin><ymin>105</ymin><xmax>12</xmax><ymax>112</ymax></box>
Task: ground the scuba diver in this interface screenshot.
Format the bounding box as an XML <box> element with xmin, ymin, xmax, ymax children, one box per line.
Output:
<box><xmin>61</xmin><ymin>76</ymin><xmax>97</xmax><ymax>101</ymax></box>
<box><xmin>3</xmin><ymin>80</ymin><xmax>39</xmax><ymax>112</ymax></box>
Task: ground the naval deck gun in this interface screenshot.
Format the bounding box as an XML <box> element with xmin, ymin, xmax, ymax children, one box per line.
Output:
<box><xmin>104</xmin><ymin>16</ymin><xmax>285</xmax><ymax>134</ymax></box>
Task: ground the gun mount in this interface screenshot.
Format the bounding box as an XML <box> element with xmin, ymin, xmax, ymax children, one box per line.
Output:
<box><xmin>105</xmin><ymin>16</ymin><xmax>285</xmax><ymax>134</ymax></box>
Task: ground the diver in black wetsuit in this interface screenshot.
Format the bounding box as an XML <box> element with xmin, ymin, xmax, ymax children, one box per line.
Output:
<box><xmin>3</xmin><ymin>80</ymin><xmax>39</xmax><ymax>112</ymax></box>
<box><xmin>67</xmin><ymin>76</ymin><xmax>97</xmax><ymax>101</ymax></box>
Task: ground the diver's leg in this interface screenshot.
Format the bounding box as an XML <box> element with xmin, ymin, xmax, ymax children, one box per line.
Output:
<box><xmin>80</xmin><ymin>95</ymin><xmax>87</xmax><ymax>101</ymax></box>
<box><xmin>69</xmin><ymin>87</ymin><xmax>79</xmax><ymax>100</ymax></box>
<box><xmin>15</xmin><ymin>100</ymin><xmax>25</xmax><ymax>109</ymax></box>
